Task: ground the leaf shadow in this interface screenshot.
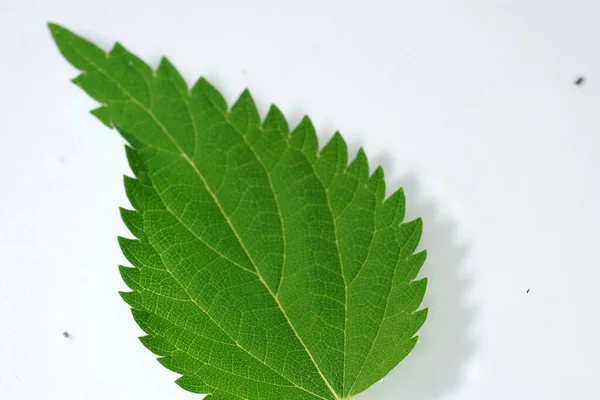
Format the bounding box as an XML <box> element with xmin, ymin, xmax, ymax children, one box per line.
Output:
<box><xmin>355</xmin><ymin>155</ymin><xmax>479</xmax><ymax>400</ymax></box>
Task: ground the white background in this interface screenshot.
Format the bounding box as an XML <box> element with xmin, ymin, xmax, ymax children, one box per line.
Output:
<box><xmin>1</xmin><ymin>0</ymin><xmax>599</xmax><ymax>399</ymax></box>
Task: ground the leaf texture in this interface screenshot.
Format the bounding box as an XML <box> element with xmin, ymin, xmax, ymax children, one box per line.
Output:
<box><xmin>50</xmin><ymin>23</ymin><xmax>428</xmax><ymax>400</ymax></box>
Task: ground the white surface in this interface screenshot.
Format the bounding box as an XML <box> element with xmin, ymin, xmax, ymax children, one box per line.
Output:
<box><xmin>1</xmin><ymin>0</ymin><xmax>599</xmax><ymax>399</ymax></box>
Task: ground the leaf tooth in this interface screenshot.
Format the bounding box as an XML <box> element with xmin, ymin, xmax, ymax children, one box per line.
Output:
<box><xmin>123</xmin><ymin>176</ymin><xmax>144</xmax><ymax>211</ymax></box>
<box><xmin>124</xmin><ymin>146</ymin><xmax>150</xmax><ymax>182</ymax></box>
<box><xmin>315</xmin><ymin>131</ymin><xmax>348</xmax><ymax>187</ymax></box>
<box><xmin>119</xmin><ymin>265</ymin><xmax>142</xmax><ymax>290</ymax></box>
<box><xmin>404</xmin><ymin>250</ymin><xmax>427</xmax><ymax>281</ymax></box>
<box><xmin>157</xmin><ymin>355</ymin><xmax>179</xmax><ymax>373</ymax></box>
<box><xmin>408</xmin><ymin>279</ymin><xmax>428</xmax><ymax>315</ymax></box>
<box><xmin>90</xmin><ymin>106</ymin><xmax>113</xmax><ymax>128</ymax></box>
<box><xmin>72</xmin><ymin>74</ymin><xmax>110</xmax><ymax>104</ymax></box>
<box><xmin>376</xmin><ymin>187</ymin><xmax>405</xmax><ymax>228</ymax></box>
<box><xmin>393</xmin><ymin>249</ymin><xmax>427</xmax><ymax>285</ymax></box>
<box><xmin>109</xmin><ymin>42</ymin><xmax>127</xmax><ymax>56</ymax></box>
<box><xmin>367</xmin><ymin>166</ymin><xmax>385</xmax><ymax>203</ymax></box>
<box><xmin>401</xmin><ymin>308</ymin><xmax>428</xmax><ymax>341</ymax></box>
<box><xmin>109</xmin><ymin>42</ymin><xmax>153</xmax><ymax>80</ymax></box>
<box><xmin>114</xmin><ymin>126</ymin><xmax>143</xmax><ymax>149</ymax></box>
<box><xmin>157</xmin><ymin>56</ymin><xmax>188</xmax><ymax>95</ymax></box>
<box><xmin>346</xmin><ymin>147</ymin><xmax>369</xmax><ymax>183</ymax></box>
<box><xmin>131</xmin><ymin>308</ymin><xmax>153</xmax><ymax>332</ymax></box>
<box><xmin>124</xmin><ymin>144</ymin><xmax>143</xmax><ymax>172</ymax></box>
<box><xmin>263</xmin><ymin>104</ymin><xmax>290</xmax><ymax>136</ymax></box>
<box><xmin>175</xmin><ymin>373</ymin><xmax>208</xmax><ymax>394</ymax></box>
<box><xmin>350</xmin><ymin>333</ymin><xmax>420</xmax><ymax>396</ymax></box>
<box><xmin>397</xmin><ymin>218</ymin><xmax>423</xmax><ymax>256</ymax></box>
<box><xmin>290</xmin><ymin>115</ymin><xmax>318</xmax><ymax>161</ymax></box>
<box><xmin>119</xmin><ymin>207</ymin><xmax>147</xmax><ymax>241</ymax></box>
<box><xmin>388</xmin><ymin>273</ymin><xmax>426</xmax><ymax>315</ymax></box>
<box><xmin>118</xmin><ymin>236</ymin><xmax>163</xmax><ymax>270</ymax></box>
<box><xmin>119</xmin><ymin>290</ymin><xmax>143</xmax><ymax>309</ymax></box>
<box><xmin>159</xmin><ymin>352</ymin><xmax>198</xmax><ymax>375</ymax></box>
<box><xmin>399</xmin><ymin>335</ymin><xmax>419</xmax><ymax>360</ymax></box>
<box><xmin>117</xmin><ymin>236</ymin><xmax>140</xmax><ymax>266</ymax></box>
<box><xmin>229</xmin><ymin>89</ymin><xmax>260</xmax><ymax>134</ymax></box>
<box><xmin>405</xmin><ymin>250</ymin><xmax>427</xmax><ymax>282</ymax></box>
<box><xmin>324</xmin><ymin>132</ymin><xmax>348</xmax><ymax>165</ymax></box>
<box><xmin>123</xmin><ymin>174</ymin><xmax>162</xmax><ymax>213</ymax></box>
<box><xmin>123</xmin><ymin>175</ymin><xmax>141</xmax><ymax>209</ymax></box>
<box><xmin>191</xmin><ymin>77</ymin><xmax>227</xmax><ymax>112</ymax></box>
<box><xmin>139</xmin><ymin>334</ymin><xmax>176</xmax><ymax>356</ymax></box>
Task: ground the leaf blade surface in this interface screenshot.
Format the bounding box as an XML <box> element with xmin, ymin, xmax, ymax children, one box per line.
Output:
<box><xmin>50</xmin><ymin>23</ymin><xmax>428</xmax><ymax>400</ymax></box>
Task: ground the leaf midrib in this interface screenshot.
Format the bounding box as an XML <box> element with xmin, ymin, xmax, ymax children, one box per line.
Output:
<box><xmin>211</xmin><ymin>102</ymin><xmax>351</xmax><ymax>396</ymax></box>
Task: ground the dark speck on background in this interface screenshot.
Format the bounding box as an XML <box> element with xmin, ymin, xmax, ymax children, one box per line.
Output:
<box><xmin>63</xmin><ymin>331</ymin><xmax>70</xmax><ymax>338</ymax></box>
<box><xmin>526</xmin><ymin>289</ymin><xmax>530</xmax><ymax>294</ymax></box>
<box><xmin>575</xmin><ymin>77</ymin><xmax>585</xmax><ymax>86</ymax></box>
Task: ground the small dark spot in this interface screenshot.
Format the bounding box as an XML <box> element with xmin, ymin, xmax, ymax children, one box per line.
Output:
<box><xmin>63</xmin><ymin>331</ymin><xmax>70</xmax><ymax>338</ymax></box>
<box><xmin>575</xmin><ymin>77</ymin><xmax>585</xmax><ymax>86</ymax></box>
<box><xmin>526</xmin><ymin>289</ymin><xmax>530</xmax><ymax>294</ymax></box>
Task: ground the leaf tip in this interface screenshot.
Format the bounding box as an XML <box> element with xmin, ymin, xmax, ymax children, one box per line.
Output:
<box><xmin>47</xmin><ymin>22</ymin><xmax>64</xmax><ymax>38</ymax></box>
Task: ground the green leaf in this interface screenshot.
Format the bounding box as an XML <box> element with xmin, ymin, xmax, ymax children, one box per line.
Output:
<box><xmin>49</xmin><ymin>23</ymin><xmax>428</xmax><ymax>400</ymax></box>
